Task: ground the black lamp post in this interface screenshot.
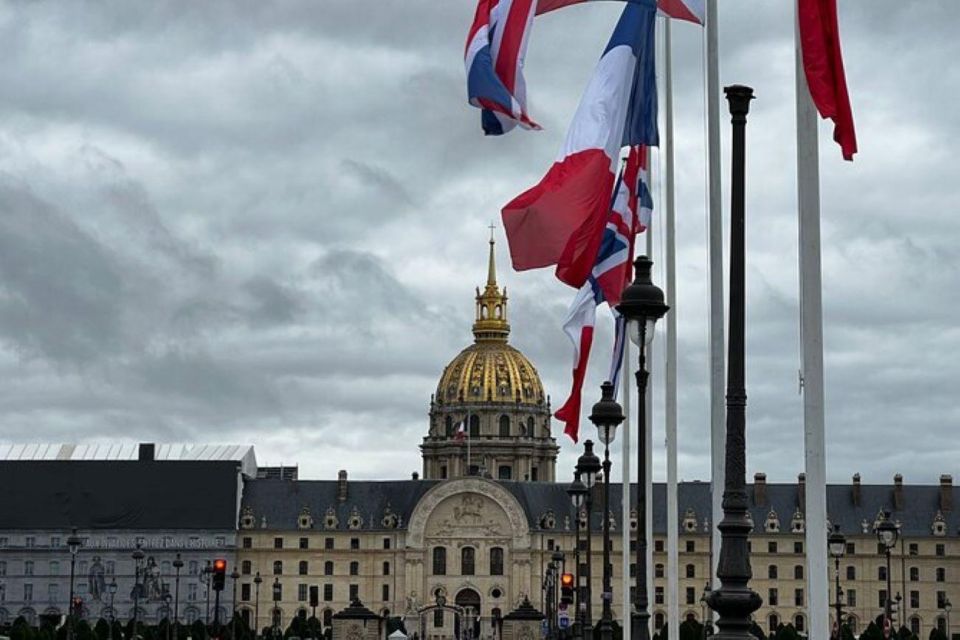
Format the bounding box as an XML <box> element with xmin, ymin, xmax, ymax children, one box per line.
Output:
<box><xmin>254</xmin><ymin>571</ymin><xmax>263</xmax><ymax>639</ymax></box>
<box><xmin>66</xmin><ymin>528</ymin><xmax>84</xmax><ymax>640</ymax></box>
<box><xmin>589</xmin><ymin>382</ymin><xmax>624</xmax><ymax>640</ymax></box>
<box><xmin>567</xmin><ymin>473</ymin><xmax>588</xmax><ymax>640</ymax></box>
<box><xmin>107</xmin><ymin>578</ymin><xmax>118</xmax><ymax>640</ymax></box>
<box><xmin>131</xmin><ymin>543</ymin><xmax>146</xmax><ymax>640</ymax></box>
<box><xmin>876</xmin><ymin>510</ymin><xmax>899</xmax><ymax>630</ymax></box>
<box><xmin>231</xmin><ymin>567</ymin><xmax>241</xmax><ymax>640</ymax></box>
<box><xmin>944</xmin><ymin>598</ymin><xmax>952</xmax><ymax>639</ymax></box>
<box><xmin>576</xmin><ymin>442</ymin><xmax>601</xmax><ymax>637</ymax></box>
<box><xmin>828</xmin><ymin>524</ymin><xmax>846</xmax><ymax>636</ymax></box>
<box><xmin>201</xmin><ymin>561</ymin><xmax>212</xmax><ymax>625</ymax></box>
<box><xmin>272</xmin><ymin>577</ymin><xmax>282</xmax><ymax>640</ymax></box>
<box><xmin>617</xmin><ymin>251</ymin><xmax>669</xmax><ymax>640</ymax></box>
<box><xmin>704</xmin><ymin>84</ymin><xmax>762</xmax><ymax>640</ymax></box>
<box><xmin>163</xmin><ymin>593</ymin><xmax>173</xmax><ymax>640</ymax></box>
<box><xmin>172</xmin><ymin>553</ymin><xmax>183</xmax><ymax>638</ymax></box>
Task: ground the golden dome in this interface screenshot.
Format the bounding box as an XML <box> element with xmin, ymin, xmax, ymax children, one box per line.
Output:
<box><xmin>434</xmin><ymin>234</ymin><xmax>546</xmax><ymax>408</ymax></box>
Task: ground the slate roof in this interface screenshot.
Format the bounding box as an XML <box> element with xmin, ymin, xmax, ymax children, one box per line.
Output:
<box><xmin>241</xmin><ymin>477</ymin><xmax>960</xmax><ymax>538</ymax></box>
<box><xmin>0</xmin><ymin>460</ymin><xmax>243</xmax><ymax>530</ymax></box>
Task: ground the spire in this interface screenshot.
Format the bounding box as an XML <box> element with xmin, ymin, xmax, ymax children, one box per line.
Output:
<box><xmin>473</xmin><ymin>229</ymin><xmax>509</xmax><ymax>342</ymax></box>
<box><xmin>487</xmin><ymin>223</ymin><xmax>497</xmax><ymax>287</ymax></box>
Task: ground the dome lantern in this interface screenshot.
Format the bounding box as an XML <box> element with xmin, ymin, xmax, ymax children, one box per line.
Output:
<box><xmin>472</xmin><ymin>230</ymin><xmax>509</xmax><ymax>342</ymax></box>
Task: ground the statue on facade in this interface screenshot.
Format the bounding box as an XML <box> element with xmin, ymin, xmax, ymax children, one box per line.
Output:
<box><xmin>405</xmin><ymin>590</ymin><xmax>420</xmax><ymax>614</ymax></box>
<box><xmin>144</xmin><ymin>556</ymin><xmax>164</xmax><ymax>601</ymax></box>
<box><xmin>88</xmin><ymin>556</ymin><xmax>106</xmax><ymax>602</ymax></box>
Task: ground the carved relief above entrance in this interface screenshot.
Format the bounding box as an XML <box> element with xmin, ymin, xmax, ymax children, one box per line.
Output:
<box><xmin>406</xmin><ymin>478</ymin><xmax>530</xmax><ymax>548</ymax></box>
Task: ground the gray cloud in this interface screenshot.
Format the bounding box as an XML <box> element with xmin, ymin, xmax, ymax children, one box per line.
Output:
<box><xmin>0</xmin><ymin>0</ymin><xmax>957</xmax><ymax>485</ymax></box>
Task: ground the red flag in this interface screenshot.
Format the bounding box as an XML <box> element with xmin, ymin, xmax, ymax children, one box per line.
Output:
<box><xmin>798</xmin><ymin>0</ymin><xmax>857</xmax><ymax>161</ymax></box>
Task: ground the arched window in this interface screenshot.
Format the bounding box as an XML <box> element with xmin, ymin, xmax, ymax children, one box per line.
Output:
<box><xmin>273</xmin><ymin>561</ymin><xmax>282</xmax><ymax>575</ymax></box>
<box><xmin>794</xmin><ymin>615</ymin><xmax>805</xmax><ymax>633</ymax></box>
<box><xmin>910</xmin><ymin>566</ymin><xmax>919</xmax><ymax>581</ymax></box>
<box><xmin>654</xmin><ymin>613</ymin><xmax>665</xmax><ymax>630</ymax></box>
<box><xmin>655</xmin><ymin>564</ymin><xmax>664</xmax><ymax>578</ymax></box>
<box><xmin>298</xmin><ymin>561</ymin><xmax>308</xmax><ymax>575</ymax></box>
<box><xmin>499</xmin><ymin>415</ymin><xmax>510</xmax><ymax>437</ymax></box>
<box><xmin>322</xmin><ymin>609</ymin><xmax>333</xmax><ymax>628</ymax></box>
<box><xmin>349</xmin><ymin>561</ymin><xmax>359</xmax><ymax>576</ymax></box>
<box><xmin>794</xmin><ymin>565</ymin><xmax>804</xmax><ymax>580</ymax></box>
<box><xmin>462</xmin><ymin>547</ymin><xmax>476</xmax><ymax>575</ymax></box>
<box><xmin>768</xmin><ymin>565</ymin><xmax>778</xmax><ymax>579</ymax></box>
<box><xmin>527</xmin><ymin>416</ymin><xmax>535</xmax><ymax>435</ymax></box>
<box><xmin>939</xmin><ymin>617</ymin><xmax>948</xmax><ymax>634</ymax></box>
<box><xmin>469</xmin><ymin>415</ymin><xmax>480</xmax><ymax>437</ymax></box>
<box><xmin>433</xmin><ymin>547</ymin><xmax>446</xmax><ymax>575</ymax></box>
<box><xmin>490</xmin><ymin>548</ymin><xmax>504</xmax><ymax>576</ymax></box>
<box><xmin>445</xmin><ymin>416</ymin><xmax>453</xmax><ymax>437</ymax></box>
<box><xmin>910</xmin><ymin>617</ymin><xmax>921</xmax><ymax>636</ymax></box>
<box><xmin>495</xmin><ymin>305</ymin><xmax>502</xmax><ymax>319</ymax></box>
<box><xmin>242</xmin><ymin>560</ymin><xmax>252</xmax><ymax>575</ymax></box>
<box><xmin>324</xmin><ymin>561</ymin><xmax>333</xmax><ymax>576</ymax></box>
<box><xmin>685</xmin><ymin>564</ymin><xmax>695</xmax><ymax>578</ymax></box>
<box><xmin>768</xmin><ymin>614</ymin><xmax>779</xmax><ymax>634</ymax></box>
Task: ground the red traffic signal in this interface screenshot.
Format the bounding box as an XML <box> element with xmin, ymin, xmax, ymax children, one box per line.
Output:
<box><xmin>560</xmin><ymin>573</ymin><xmax>574</xmax><ymax>588</ymax></box>
<box><xmin>212</xmin><ymin>559</ymin><xmax>227</xmax><ymax>591</ymax></box>
<box><xmin>560</xmin><ymin>572</ymin><xmax>574</xmax><ymax>606</ymax></box>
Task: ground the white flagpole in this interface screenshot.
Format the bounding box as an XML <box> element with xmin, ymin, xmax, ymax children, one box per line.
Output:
<box><xmin>644</xmin><ymin>172</ymin><xmax>654</xmax><ymax>640</ymax></box>
<box><xmin>621</xmin><ymin>336</ymin><xmax>632</xmax><ymax>640</ymax></box>
<box><xmin>794</xmin><ymin>5</ymin><xmax>829</xmax><ymax>640</ymax></box>
<box><xmin>663</xmin><ymin>16</ymin><xmax>680</xmax><ymax>635</ymax></box>
<box><xmin>705</xmin><ymin>0</ymin><xmax>725</xmax><ymax>607</ymax></box>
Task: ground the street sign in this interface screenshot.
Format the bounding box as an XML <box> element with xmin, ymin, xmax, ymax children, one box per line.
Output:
<box><xmin>558</xmin><ymin>613</ymin><xmax>570</xmax><ymax>630</ymax></box>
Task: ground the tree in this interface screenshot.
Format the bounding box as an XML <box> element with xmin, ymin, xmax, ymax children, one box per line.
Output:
<box><xmin>929</xmin><ymin>628</ymin><xmax>949</xmax><ymax>640</ymax></box>
<box><xmin>860</xmin><ymin>621</ymin><xmax>884</xmax><ymax>640</ymax></box>
<box><xmin>678</xmin><ymin>619</ymin><xmax>703</xmax><ymax>640</ymax></box>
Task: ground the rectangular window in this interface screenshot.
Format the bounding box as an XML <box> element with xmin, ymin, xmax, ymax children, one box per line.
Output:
<box><xmin>685</xmin><ymin>587</ymin><xmax>695</xmax><ymax>605</ymax></box>
<box><xmin>382</xmin><ymin>585</ymin><xmax>390</xmax><ymax>601</ymax></box>
<box><xmin>324</xmin><ymin>584</ymin><xmax>333</xmax><ymax>602</ymax></box>
<box><xmin>547</xmin><ymin>539</ymin><xmax>555</xmax><ymax>551</ymax></box>
<box><xmin>0</xmin><ymin>561</ymin><xmax>6</xmax><ymax>576</ymax></box>
<box><xmin>48</xmin><ymin>584</ymin><xmax>59</xmax><ymax>602</ymax></box>
<box><xmin>383</xmin><ymin>562</ymin><xmax>391</xmax><ymax>576</ymax></box>
<box><xmin>23</xmin><ymin>584</ymin><xmax>32</xmax><ymax>602</ymax></box>
<box><xmin>350</xmin><ymin>538</ymin><xmax>360</xmax><ymax>550</ymax></box>
<box><xmin>768</xmin><ymin>588</ymin><xmax>778</xmax><ymax>606</ymax></box>
<box><xmin>50</xmin><ymin>537</ymin><xmax>61</xmax><ymax>548</ymax></box>
<box><xmin>938</xmin><ymin>591</ymin><xmax>947</xmax><ymax>609</ymax></box>
<box><xmin>243</xmin><ymin>537</ymin><xmax>253</xmax><ymax>549</ymax></box>
<box><xmin>434</xmin><ymin>609</ymin><xmax>444</xmax><ymax>628</ymax></box>
<box><xmin>298</xmin><ymin>584</ymin><xmax>308</xmax><ymax>602</ymax></box>
<box><xmin>49</xmin><ymin>561</ymin><xmax>60</xmax><ymax>576</ymax></box>
<box><xmin>846</xmin><ymin>589</ymin><xmax>856</xmax><ymax>607</ymax></box>
<box><xmin>188</xmin><ymin>584</ymin><xmax>198</xmax><ymax>601</ymax></box>
<box><xmin>383</xmin><ymin>538</ymin><xmax>391</xmax><ymax>550</ymax></box>
<box><xmin>767</xmin><ymin>541</ymin><xmax>777</xmax><ymax>554</ymax></box>
<box><xmin>349</xmin><ymin>585</ymin><xmax>359</xmax><ymax>601</ymax></box>
<box><xmin>909</xmin><ymin>543</ymin><xmax>919</xmax><ymax>556</ymax></box>
<box><xmin>274</xmin><ymin>537</ymin><xmax>283</xmax><ymax>549</ymax></box>
<box><xmin>655</xmin><ymin>540</ymin><xmax>664</xmax><ymax>552</ymax></box>
<box><xmin>106</xmin><ymin>561</ymin><xmax>115</xmax><ymax>575</ymax></box>
<box><xmin>846</xmin><ymin>566</ymin><xmax>856</xmax><ymax>580</ymax></box>
<box><xmin>685</xmin><ymin>540</ymin><xmax>695</xmax><ymax>553</ymax></box>
<box><xmin>300</xmin><ymin>538</ymin><xmax>309</xmax><ymax>550</ymax></box>
<box><xmin>25</xmin><ymin>537</ymin><xmax>35</xmax><ymax>548</ymax></box>
<box><xmin>936</xmin><ymin>544</ymin><xmax>945</xmax><ymax>557</ymax></box>
<box><xmin>911</xmin><ymin>591</ymin><xmax>920</xmax><ymax>609</ymax></box>
<box><xmin>655</xmin><ymin>587</ymin><xmax>664</xmax><ymax>605</ymax></box>
<box><xmin>242</xmin><ymin>584</ymin><xmax>251</xmax><ymax>601</ymax></box>
<box><xmin>879</xmin><ymin>590</ymin><xmax>888</xmax><ymax>609</ymax></box>
<box><xmin>0</xmin><ymin>537</ymin><xmax>7</xmax><ymax>547</ymax></box>
<box><xmin>24</xmin><ymin>561</ymin><xmax>34</xmax><ymax>576</ymax></box>
<box><xmin>794</xmin><ymin>589</ymin><xmax>804</xmax><ymax>607</ymax></box>
<box><xmin>794</xmin><ymin>541</ymin><xmax>804</xmax><ymax>554</ymax></box>
<box><xmin>845</xmin><ymin>542</ymin><xmax>855</xmax><ymax>555</ymax></box>
<box><xmin>325</xmin><ymin>538</ymin><xmax>334</xmax><ymax>550</ymax></box>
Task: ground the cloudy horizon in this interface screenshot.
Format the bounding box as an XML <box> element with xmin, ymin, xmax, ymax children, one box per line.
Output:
<box><xmin>0</xmin><ymin>1</ymin><xmax>957</xmax><ymax>485</ymax></box>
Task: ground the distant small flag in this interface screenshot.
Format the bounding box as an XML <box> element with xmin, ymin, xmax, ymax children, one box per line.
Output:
<box><xmin>455</xmin><ymin>421</ymin><xmax>467</xmax><ymax>442</ymax></box>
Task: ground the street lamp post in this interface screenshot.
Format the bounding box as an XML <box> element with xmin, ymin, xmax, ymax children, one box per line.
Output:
<box><xmin>944</xmin><ymin>598</ymin><xmax>952</xmax><ymax>639</ymax></box>
<box><xmin>590</xmin><ymin>382</ymin><xmax>623</xmax><ymax>640</ymax></box>
<box><xmin>231</xmin><ymin>567</ymin><xmax>241</xmax><ymax>640</ymax></box>
<box><xmin>172</xmin><ymin>553</ymin><xmax>183</xmax><ymax>639</ymax></box>
<box><xmin>272</xmin><ymin>577</ymin><xmax>282</xmax><ymax>640</ymax></box>
<box><xmin>132</xmin><ymin>543</ymin><xmax>146</xmax><ymax>640</ymax></box>
<box><xmin>828</xmin><ymin>525</ymin><xmax>846</xmax><ymax>637</ymax></box>
<box><xmin>254</xmin><ymin>571</ymin><xmax>263</xmax><ymax>639</ymax></box>
<box><xmin>567</xmin><ymin>473</ymin><xmax>587</xmax><ymax>640</ymax></box>
<box><xmin>201</xmin><ymin>561</ymin><xmax>212</xmax><ymax>625</ymax></box>
<box><xmin>67</xmin><ymin>528</ymin><xmax>84</xmax><ymax>640</ymax></box>
<box><xmin>163</xmin><ymin>594</ymin><xmax>173</xmax><ymax>640</ymax></box>
<box><xmin>876</xmin><ymin>510</ymin><xmax>899</xmax><ymax>632</ymax></box>
<box><xmin>617</xmin><ymin>255</ymin><xmax>669</xmax><ymax>640</ymax></box>
<box><xmin>107</xmin><ymin>578</ymin><xmax>118</xmax><ymax>640</ymax></box>
<box><xmin>703</xmin><ymin>84</ymin><xmax>763</xmax><ymax>640</ymax></box>
<box><xmin>577</xmin><ymin>442</ymin><xmax>601</xmax><ymax>637</ymax></box>
<box><xmin>700</xmin><ymin>584</ymin><xmax>712</xmax><ymax>639</ymax></box>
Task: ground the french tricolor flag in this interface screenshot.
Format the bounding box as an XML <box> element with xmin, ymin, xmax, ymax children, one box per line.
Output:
<box><xmin>501</xmin><ymin>0</ymin><xmax>658</xmax><ymax>289</ymax></box>
<box><xmin>536</xmin><ymin>0</ymin><xmax>705</xmax><ymax>25</ymax></box>
<box><xmin>465</xmin><ymin>0</ymin><xmax>541</xmax><ymax>135</ymax></box>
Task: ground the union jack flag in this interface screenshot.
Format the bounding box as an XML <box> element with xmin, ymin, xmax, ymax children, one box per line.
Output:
<box><xmin>555</xmin><ymin>146</ymin><xmax>651</xmax><ymax>441</ymax></box>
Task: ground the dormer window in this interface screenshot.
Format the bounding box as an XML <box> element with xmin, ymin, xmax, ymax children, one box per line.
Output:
<box><xmin>932</xmin><ymin>511</ymin><xmax>947</xmax><ymax>537</ymax></box>
<box><xmin>682</xmin><ymin>508</ymin><xmax>698</xmax><ymax>533</ymax></box>
<box><xmin>765</xmin><ymin>510</ymin><xmax>780</xmax><ymax>534</ymax></box>
<box><xmin>240</xmin><ymin>506</ymin><xmax>255</xmax><ymax>530</ymax></box>
<box><xmin>324</xmin><ymin>507</ymin><xmax>339</xmax><ymax>530</ymax></box>
<box><xmin>298</xmin><ymin>506</ymin><xmax>314</xmax><ymax>530</ymax></box>
<box><xmin>347</xmin><ymin>506</ymin><xmax>364</xmax><ymax>530</ymax></box>
<box><xmin>791</xmin><ymin>509</ymin><xmax>805</xmax><ymax>534</ymax></box>
<box><xmin>539</xmin><ymin>511</ymin><xmax>556</xmax><ymax>531</ymax></box>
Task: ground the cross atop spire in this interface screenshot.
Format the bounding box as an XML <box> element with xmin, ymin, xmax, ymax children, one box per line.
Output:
<box><xmin>487</xmin><ymin>222</ymin><xmax>498</xmax><ymax>287</ymax></box>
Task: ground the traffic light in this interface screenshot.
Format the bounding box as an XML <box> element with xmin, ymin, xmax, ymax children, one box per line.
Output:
<box><xmin>212</xmin><ymin>558</ymin><xmax>227</xmax><ymax>591</ymax></box>
<box><xmin>559</xmin><ymin>572</ymin><xmax>574</xmax><ymax>606</ymax></box>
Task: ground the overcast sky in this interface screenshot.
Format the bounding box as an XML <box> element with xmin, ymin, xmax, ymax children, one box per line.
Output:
<box><xmin>0</xmin><ymin>1</ymin><xmax>957</xmax><ymax>485</ymax></box>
